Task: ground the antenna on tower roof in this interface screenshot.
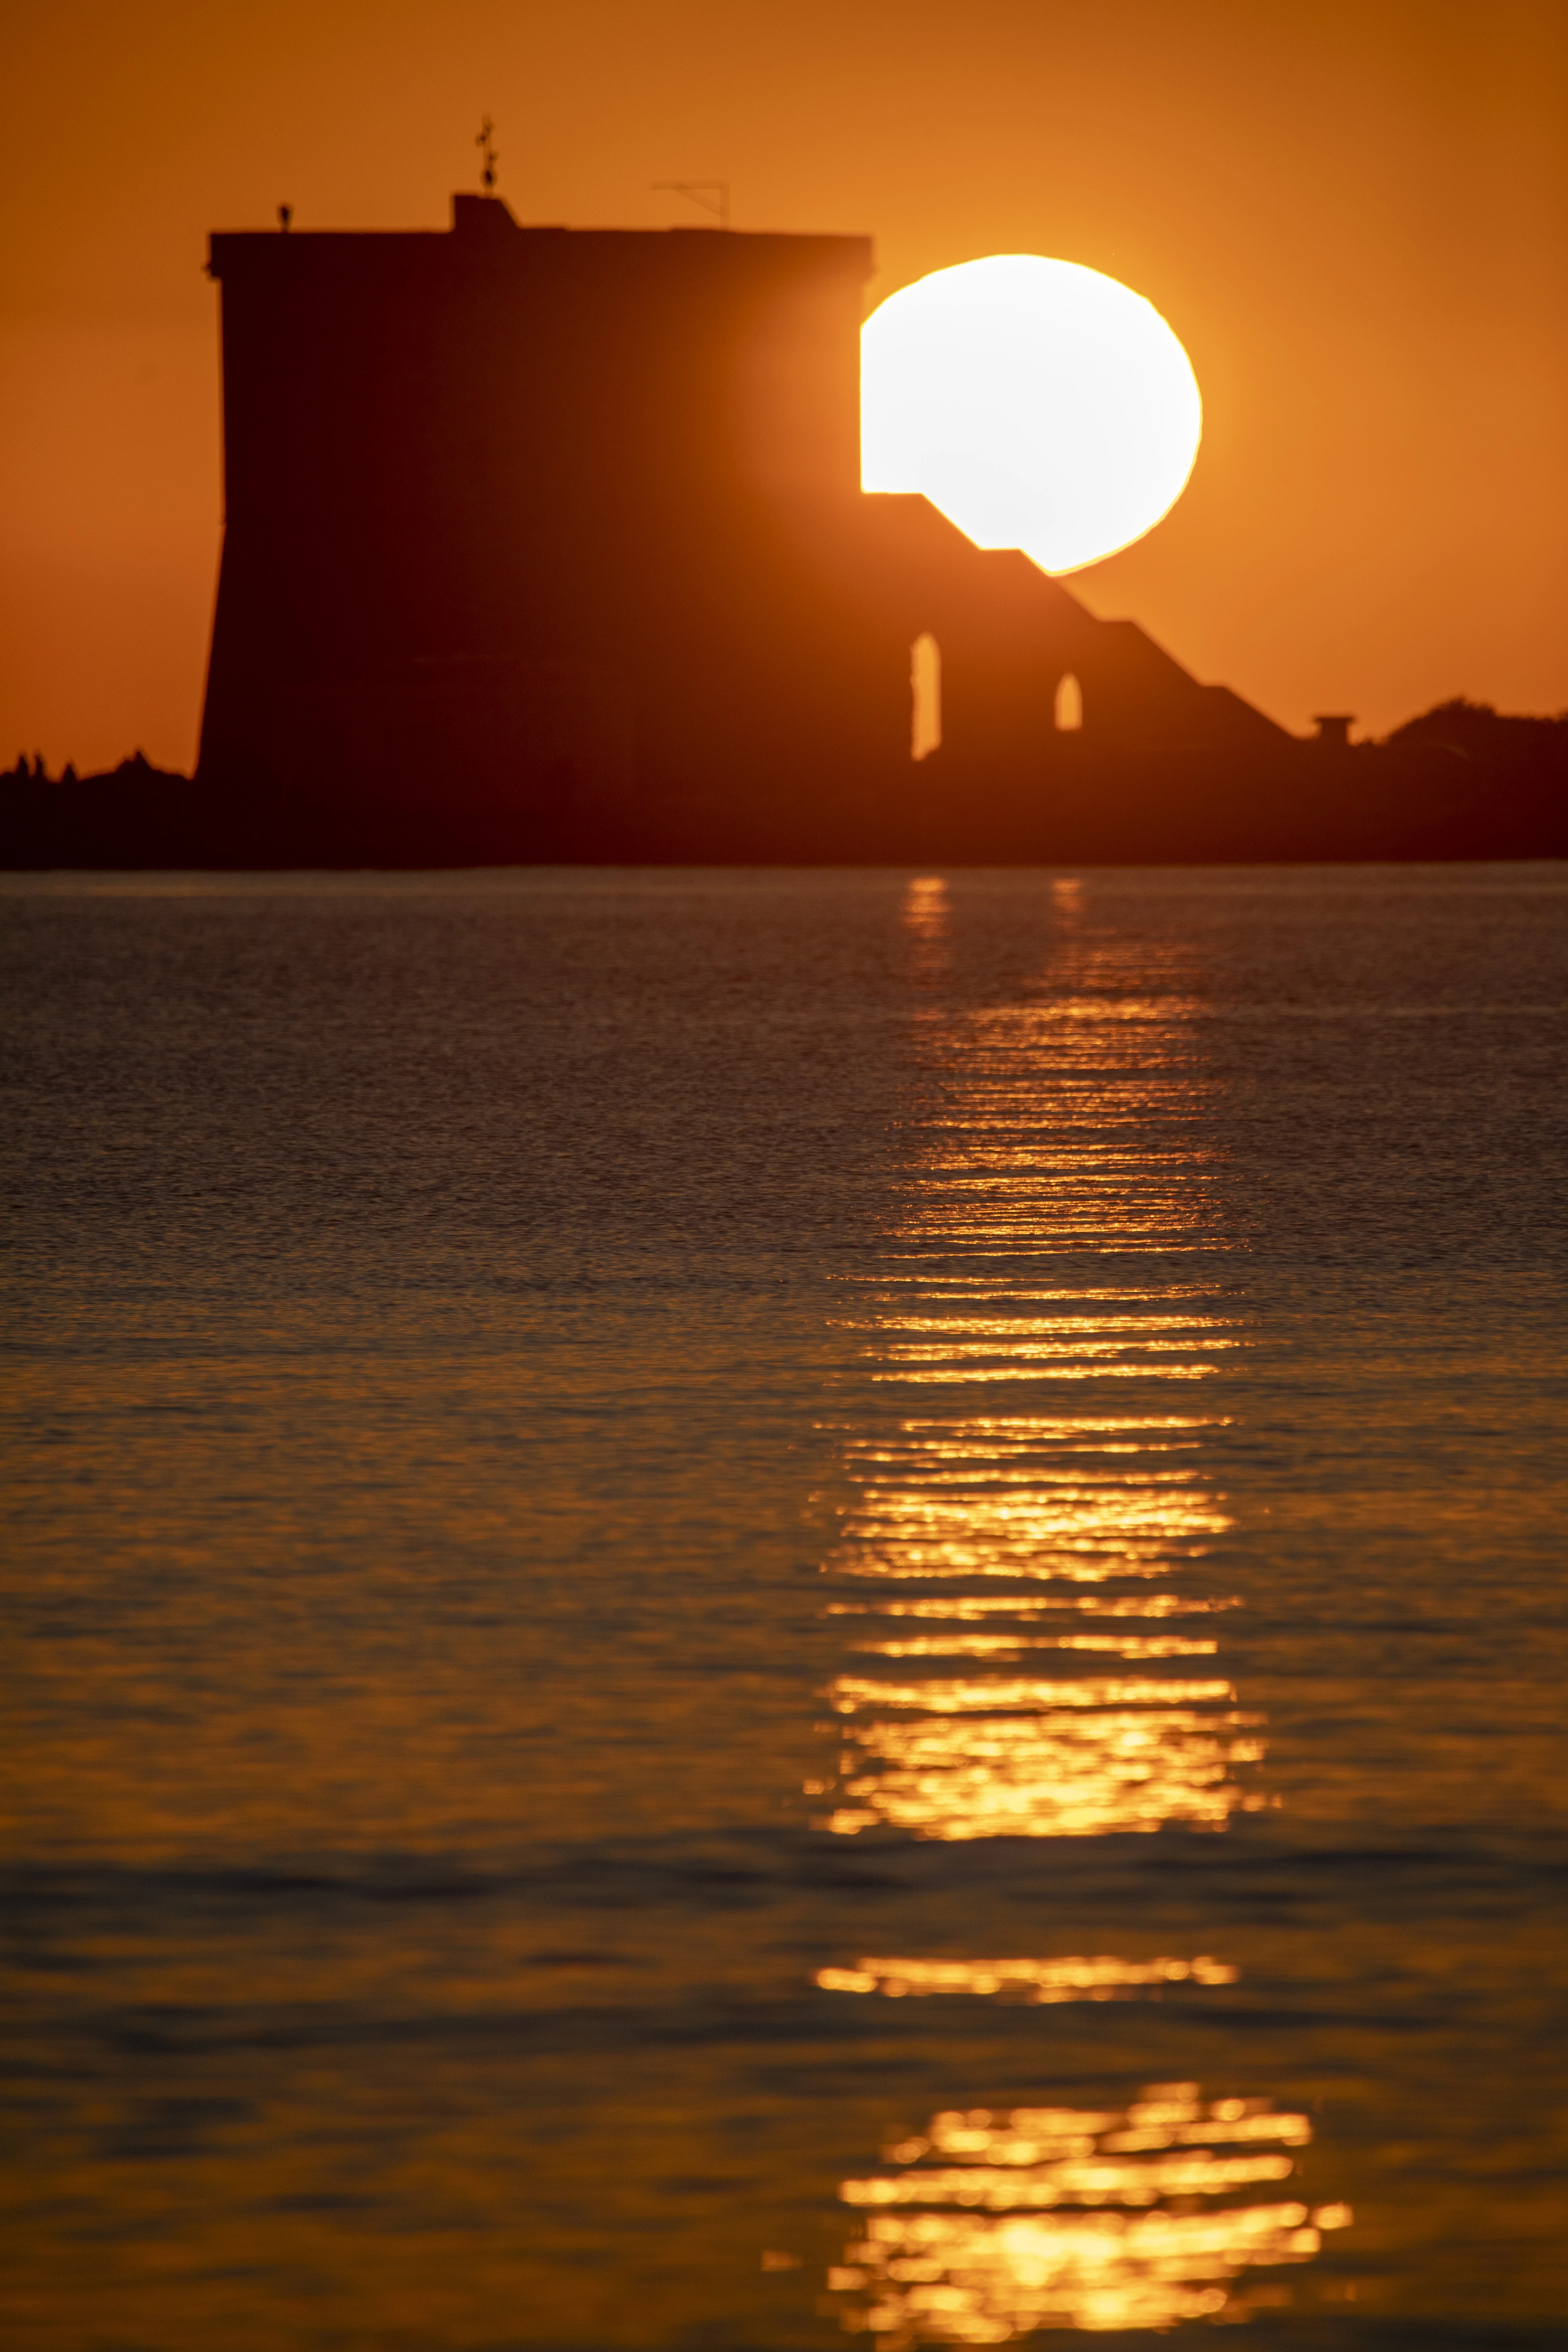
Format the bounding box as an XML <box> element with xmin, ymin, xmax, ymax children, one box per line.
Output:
<box><xmin>652</xmin><ymin>181</ymin><xmax>730</xmax><ymax>230</ymax></box>
<box><xmin>476</xmin><ymin>116</ymin><xmax>499</xmax><ymax>195</ymax></box>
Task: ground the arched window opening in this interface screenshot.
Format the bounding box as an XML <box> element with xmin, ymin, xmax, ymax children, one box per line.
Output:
<box><xmin>1055</xmin><ymin>672</ymin><xmax>1083</xmax><ymax>732</ymax></box>
<box><xmin>911</xmin><ymin>632</ymin><xmax>942</xmax><ymax>761</ymax></box>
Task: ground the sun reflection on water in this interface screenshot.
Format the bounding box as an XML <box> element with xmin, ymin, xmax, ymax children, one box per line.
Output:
<box><xmin>816</xmin><ymin>902</ymin><xmax>1264</xmax><ymax>1844</ymax></box>
<box><xmin>826</xmin><ymin>1417</ymin><xmax>1231</xmax><ymax>1585</ymax></box>
<box><xmin>817</xmin><ymin>1703</ymin><xmax>1264</xmax><ymax>1841</ymax></box>
<box><xmin>802</xmin><ymin>884</ymin><xmax>1347</xmax><ymax>2331</ymax></box>
<box><xmin>817</xmin><ymin>1955</ymin><xmax>1238</xmax><ymax>2000</ymax></box>
<box><xmin>813</xmin><ymin>1409</ymin><xmax>1264</xmax><ymax>1841</ymax></box>
<box><xmin>830</xmin><ymin>2085</ymin><xmax>1350</xmax><ymax>2342</ymax></box>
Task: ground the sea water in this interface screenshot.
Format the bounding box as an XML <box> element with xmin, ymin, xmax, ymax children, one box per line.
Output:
<box><xmin>2</xmin><ymin>865</ymin><xmax>1564</xmax><ymax>2350</ymax></box>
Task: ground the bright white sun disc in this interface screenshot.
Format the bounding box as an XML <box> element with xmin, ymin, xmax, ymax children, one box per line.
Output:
<box><xmin>861</xmin><ymin>255</ymin><xmax>1202</xmax><ymax>575</ymax></box>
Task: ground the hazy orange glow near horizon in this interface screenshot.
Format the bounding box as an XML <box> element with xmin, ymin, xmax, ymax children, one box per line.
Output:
<box><xmin>2</xmin><ymin>0</ymin><xmax>1566</xmax><ymax>773</ymax></box>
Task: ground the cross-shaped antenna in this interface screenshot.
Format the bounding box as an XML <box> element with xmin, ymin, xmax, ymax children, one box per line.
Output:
<box><xmin>476</xmin><ymin>116</ymin><xmax>499</xmax><ymax>195</ymax></box>
<box><xmin>652</xmin><ymin>180</ymin><xmax>730</xmax><ymax>230</ymax></box>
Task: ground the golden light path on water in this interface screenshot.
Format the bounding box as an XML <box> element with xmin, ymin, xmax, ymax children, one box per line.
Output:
<box><xmin>812</xmin><ymin>882</ymin><xmax>1259</xmax><ymax>1846</ymax></box>
<box><xmin>811</xmin><ymin>877</ymin><xmax>1347</xmax><ymax>2337</ymax></box>
<box><xmin>817</xmin><ymin>1956</ymin><xmax>1238</xmax><ymax>2001</ymax></box>
<box><xmin>828</xmin><ymin>2086</ymin><xmax>1352</xmax><ymax>2341</ymax></box>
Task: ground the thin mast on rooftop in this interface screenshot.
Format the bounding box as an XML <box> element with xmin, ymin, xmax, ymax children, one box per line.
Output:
<box><xmin>476</xmin><ymin>117</ymin><xmax>499</xmax><ymax>194</ymax></box>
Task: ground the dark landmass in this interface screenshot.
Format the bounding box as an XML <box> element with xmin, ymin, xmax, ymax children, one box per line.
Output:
<box><xmin>3</xmin><ymin>701</ymin><xmax>1564</xmax><ymax>869</ymax></box>
<box><xmin>6</xmin><ymin>198</ymin><xmax>1563</xmax><ymax>870</ymax></box>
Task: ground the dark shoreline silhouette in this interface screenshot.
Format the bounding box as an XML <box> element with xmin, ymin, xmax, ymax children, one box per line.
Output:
<box><xmin>4</xmin><ymin>701</ymin><xmax>1564</xmax><ymax>868</ymax></box>
<box><xmin>6</xmin><ymin>193</ymin><xmax>1564</xmax><ymax>869</ymax></box>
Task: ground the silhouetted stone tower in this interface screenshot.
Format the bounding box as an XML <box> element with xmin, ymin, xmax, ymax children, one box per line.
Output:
<box><xmin>199</xmin><ymin>194</ymin><xmax>1286</xmax><ymax>860</ymax></box>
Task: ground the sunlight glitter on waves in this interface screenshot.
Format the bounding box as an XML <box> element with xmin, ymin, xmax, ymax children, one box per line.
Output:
<box><xmin>884</xmin><ymin>2088</ymin><xmax>1311</xmax><ymax>2172</ymax></box>
<box><xmin>841</xmin><ymin>1465</ymin><xmax>1208</xmax><ymax>1486</ymax></box>
<box><xmin>831</xmin><ymin>2205</ymin><xmax>1340</xmax><ymax>2340</ymax></box>
<box><xmin>901</xmin><ymin>1132</ymin><xmax>1207</xmax><ymax>1147</ymax></box>
<box><xmin>886</xmin><ymin>1234</ymin><xmax>1218</xmax><ymax>1263</ymax></box>
<box><xmin>890</xmin><ymin>1186</ymin><xmax>1211</xmax><ymax>1212</ymax></box>
<box><xmin>819</xmin><ymin>1395</ymin><xmax>1247</xmax><ymax>1824</ymax></box>
<box><xmin>874</xmin><ymin>1363</ymin><xmax>1224</xmax><ymax>1387</ymax></box>
<box><xmin>931</xmin><ymin>1127</ymin><xmax>1208</xmax><ymax>1149</ymax></box>
<box><xmin>900</xmin><ymin>1149</ymin><xmax>1213</xmax><ymax>1177</ymax></box>
<box><xmin>816</xmin><ymin>1954</ymin><xmax>1237</xmax><ymax>1998</ymax></box>
<box><xmin>818</xmin><ymin>1705</ymin><xmax>1266</xmax><ymax>1838</ymax></box>
<box><xmin>851</xmin><ymin>1314</ymin><xmax>1239</xmax><ymax>1336</ymax></box>
<box><xmin>894</xmin><ymin>1163</ymin><xmax>1211</xmax><ymax>1208</ymax></box>
<box><xmin>893</xmin><ymin>1185</ymin><xmax>1213</xmax><ymax>1211</ymax></box>
<box><xmin>867</xmin><ymin>1337</ymin><xmax>1240</xmax><ymax>1373</ymax></box>
<box><xmin>830</xmin><ymin>2088</ymin><xmax>1349</xmax><ymax>2340</ymax></box>
<box><xmin>936</xmin><ymin>997</ymin><xmax>1210</xmax><ymax>1026</ymax></box>
<box><xmin>885</xmin><ymin>1233</ymin><xmax>1219</xmax><ymax>1262</ymax></box>
<box><xmin>829</xmin><ymin>1545</ymin><xmax>1213</xmax><ymax>1583</ymax></box>
<box><xmin>912</xmin><ymin>1099</ymin><xmax>1207</xmax><ymax>1122</ymax></box>
<box><xmin>903</xmin><ymin>1159</ymin><xmax>1205</xmax><ymax>1184</ymax></box>
<box><xmin>893</xmin><ymin>1134</ymin><xmax>1211</xmax><ymax>1162</ymax></box>
<box><xmin>881</xmin><ymin>1363</ymin><xmax>1221</xmax><ymax>1382</ymax></box>
<box><xmin>886</xmin><ymin>1238</ymin><xmax>1216</xmax><ymax>1262</ymax></box>
<box><xmin>910</xmin><ymin>1082</ymin><xmax>1204</xmax><ymax>1104</ymax></box>
<box><xmin>838</xmin><ymin>1414</ymin><xmax>1223</xmax><ymax>1440</ymax></box>
<box><xmin>830</xmin><ymin>1675</ymin><xmax>1235</xmax><ymax>1714</ymax></box>
<box><xmin>829</xmin><ymin>1482</ymin><xmax>1230</xmax><ymax>1578</ymax></box>
<box><xmin>846</xmin><ymin>2155</ymin><xmax>1298</xmax><ymax>2206</ymax></box>
<box><xmin>847</xmin><ymin>1281</ymin><xmax>1228</xmax><ymax>1297</ymax></box>
<box><xmin>908</xmin><ymin>1102</ymin><xmax>1208</xmax><ymax>1124</ymax></box>
<box><xmin>824</xmin><ymin>1594</ymin><xmax>1237</xmax><ymax>1617</ymax></box>
<box><xmin>875</xmin><ymin>1342</ymin><xmax>1237</xmax><ymax>1362</ymax></box>
<box><xmin>830</xmin><ymin>1549</ymin><xmax>1204</xmax><ymax>1584</ymax></box>
<box><xmin>852</xmin><ymin>1633</ymin><xmax>1218</xmax><ymax>1658</ymax></box>
<box><xmin>869</xmin><ymin>1466</ymin><xmax>1199</xmax><ymax>1488</ymax></box>
<box><xmin>908</xmin><ymin>1093</ymin><xmax>1209</xmax><ymax>1124</ymax></box>
<box><xmin>842</xmin><ymin>1488</ymin><xmax>1222</xmax><ymax>1527</ymax></box>
<box><xmin>818</xmin><ymin>934</ymin><xmax>1252</xmax><ymax>1838</ymax></box>
<box><xmin>839</xmin><ymin>1508</ymin><xmax>1214</xmax><ymax>1543</ymax></box>
<box><xmin>842</xmin><ymin>1477</ymin><xmax>1227</xmax><ymax>1526</ymax></box>
<box><xmin>887</xmin><ymin>1238</ymin><xmax>1217</xmax><ymax>1257</ymax></box>
<box><xmin>829</xmin><ymin>1553</ymin><xmax>1193</xmax><ymax>1584</ymax></box>
<box><xmin>836</xmin><ymin>1453</ymin><xmax>1213</xmax><ymax>1478</ymax></box>
<box><xmin>907</xmin><ymin>1074</ymin><xmax>1207</xmax><ymax>1104</ymax></box>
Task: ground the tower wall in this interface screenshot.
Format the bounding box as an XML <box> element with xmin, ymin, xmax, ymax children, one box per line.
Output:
<box><xmin>201</xmin><ymin>201</ymin><xmax>886</xmax><ymax>833</ymax></box>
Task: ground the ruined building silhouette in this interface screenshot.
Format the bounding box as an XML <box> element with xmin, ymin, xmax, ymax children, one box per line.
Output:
<box><xmin>8</xmin><ymin>194</ymin><xmax>1558</xmax><ymax>868</ymax></box>
<box><xmin>194</xmin><ymin>192</ymin><xmax>1298</xmax><ymax>863</ymax></box>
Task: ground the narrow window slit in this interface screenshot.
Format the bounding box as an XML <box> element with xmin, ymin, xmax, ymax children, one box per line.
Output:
<box><xmin>911</xmin><ymin>632</ymin><xmax>941</xmax><ymax>761</ymax></box>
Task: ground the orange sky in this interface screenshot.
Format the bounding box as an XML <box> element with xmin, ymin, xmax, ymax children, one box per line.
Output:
<box><xmin>3</xmin><ymin>0</ymin><xmax>1565</xmax><ymax>772</ymax></box>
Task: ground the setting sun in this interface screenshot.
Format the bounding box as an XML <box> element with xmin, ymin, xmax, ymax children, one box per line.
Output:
<box><xmin>862</xmin><ymin>255</ymin><xmax>1203</xmax><ymax>576</ymax></box>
